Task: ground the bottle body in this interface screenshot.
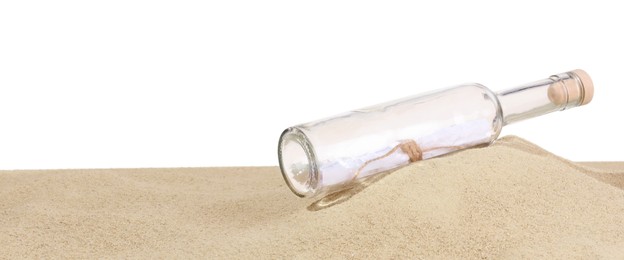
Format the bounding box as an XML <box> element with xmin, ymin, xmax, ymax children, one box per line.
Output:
<box><xmin>278</xmin><ymin>70</ymin><xmax>593</xmax><ymax>198</ymax></box>
<box><xmin>279</xmin><ymin>84</ymin><xmax>503</xmax><ymax>197</ymax></box>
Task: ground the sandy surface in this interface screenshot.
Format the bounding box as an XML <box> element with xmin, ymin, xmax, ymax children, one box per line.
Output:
<box><xmin>1</xmin><ymin>136</ymin><xmax>623</xmax><ymax>259</ymax></box>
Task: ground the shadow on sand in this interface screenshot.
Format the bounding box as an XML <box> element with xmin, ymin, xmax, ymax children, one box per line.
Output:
<box><xmin>306</xmin><ymin>170</ymin><xmax>393</xmax><ymax>211</ymax></box>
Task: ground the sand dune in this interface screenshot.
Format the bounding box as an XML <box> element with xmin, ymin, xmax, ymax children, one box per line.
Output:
<box><xmin>1</xmin><ymin>136</ymin><xmax>623</xmax><ymax>258</ymax></box>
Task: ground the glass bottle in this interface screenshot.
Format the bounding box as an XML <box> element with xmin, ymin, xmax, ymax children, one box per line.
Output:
<box><xmin>278</xmin><ymin>70</ymin><xmax>594</xmax><ymax>198</ymax></box>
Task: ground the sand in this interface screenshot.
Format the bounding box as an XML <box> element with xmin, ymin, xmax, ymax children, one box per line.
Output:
<box><xmin>1</xmin><ymin>136</ymin><xmax>623</xmax><ymax>259</ymax></box>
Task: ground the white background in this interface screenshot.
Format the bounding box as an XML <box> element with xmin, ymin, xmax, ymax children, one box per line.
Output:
<box><xmin>0</xmin><ymin>1</ymin><xmax>622</xmax><ymax>169</ymax></box>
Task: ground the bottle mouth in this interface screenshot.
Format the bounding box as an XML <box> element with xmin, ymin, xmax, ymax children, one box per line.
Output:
<box><xmin>547</xmin><ymin>69</ymin><xmax>594</xmax><ymax>109</ymax></box>
<box><xmin>278</xmin><ymin>127</ymin><xmax>318</xmax><ymax>197</ymax></box>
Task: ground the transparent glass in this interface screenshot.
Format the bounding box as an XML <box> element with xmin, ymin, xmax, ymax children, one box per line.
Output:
<box><xmin>278</xmin><ymin>70</ymin><xmax>592</xmax><ymax>198</ymax></box>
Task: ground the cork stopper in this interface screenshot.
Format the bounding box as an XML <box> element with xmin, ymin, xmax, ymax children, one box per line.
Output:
<box><xmin>547</xmin><ymin>69</ymin><xmax>594</xmax><ymax>107</ymax></box>
<box><xmin>571</xmin><ymin>69</ymin><xmax>594</xmax><ymax>105</ymax></box>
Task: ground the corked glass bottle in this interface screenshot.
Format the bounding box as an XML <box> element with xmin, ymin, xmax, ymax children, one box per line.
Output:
<box><xmin>278</xmin><ymin>70</ymin><xmax>594</xmax><ymax>198</ymax></box>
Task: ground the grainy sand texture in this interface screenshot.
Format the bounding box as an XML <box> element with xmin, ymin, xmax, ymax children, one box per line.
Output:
<box><xmin>1</xmin><ymin>136</ymin><xmax>623</xmax><ymax>259</ymax></box>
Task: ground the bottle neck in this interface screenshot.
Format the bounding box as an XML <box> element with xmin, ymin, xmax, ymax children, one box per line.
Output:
<box><xmin>495</xmin><ymin>70</ymin><xmax>593</xmax><ymax>126</ymax></box>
